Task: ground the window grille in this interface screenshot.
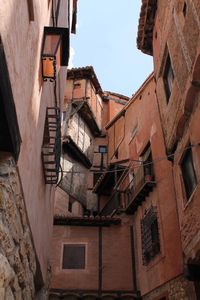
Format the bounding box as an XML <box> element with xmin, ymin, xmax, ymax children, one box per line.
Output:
<box><xmin>141</xmin><ymin>206</ymin><xmax>160</xmax><ymax>265</ymax></box>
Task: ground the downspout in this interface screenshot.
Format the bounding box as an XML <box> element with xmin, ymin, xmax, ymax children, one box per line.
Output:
<box><xmin>111</xmin><ymin>113</ymin><xmax>126</xmax><ymax>161</ymax></box>
<box><xmin>130</xmin><ymin>225</ymin><xmax>141</xmax><ymax>299</ymax></box>
<box><xmin>98</xmin><ymin>225</ymin><xmax>102</xmax><ymax>297</ymax></box>
<box><xmin>97</xmin><ymin>193</ymin><xmax>102</xmax><ymax>297</ymax></box>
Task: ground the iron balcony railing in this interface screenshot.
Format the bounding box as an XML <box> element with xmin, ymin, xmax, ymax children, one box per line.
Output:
<box><xmin>100</xmin><ymin>162</ymin><xmax>156</xmax><ymax>216</ymax></box>
<box><xmin>125</xmin><ymin>164</ymin><xmax>156</xmax><ymax>214</ymax></box>
<box><xmin>42</xmin><ymin>107</ymin><xmax>61</xmax><ymax>184</ymax></box>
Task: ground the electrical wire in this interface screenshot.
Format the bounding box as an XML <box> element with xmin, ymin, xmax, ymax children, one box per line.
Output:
<box><xmin>58</xmin><ymin>142</ymin><xmax>200</xmax><ymax>175</ymax></box>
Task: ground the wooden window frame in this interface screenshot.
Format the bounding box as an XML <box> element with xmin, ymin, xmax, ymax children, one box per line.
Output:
<box><xmin>180</xmin><ymin>146</ymin><xmax>197</xmax><ymax>200</ymax></box>
<box><xmin>163</xmin><ymin>52</ymin><xmax>174</xmax><ymax>103</ymax></box>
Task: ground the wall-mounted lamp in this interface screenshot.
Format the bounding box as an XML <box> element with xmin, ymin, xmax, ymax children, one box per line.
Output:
<box><xmin>41</xmin><ymin>26</ymin><xmax>69</xmax><ymax>81</ymax></box>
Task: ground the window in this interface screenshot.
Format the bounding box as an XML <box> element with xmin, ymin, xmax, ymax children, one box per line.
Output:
<box><xmin>141</xmin><ymin>143</ymin><xmax>154</xmax><ymax>180</ymax></box>
<box><xmin>99</xmin><ymin>145</ymin><xmax>107</xmax><ymax>153</ymax></box>
<box><xmin>163</xmin><ymin>53</ymin><xmax>174</xmax><ymax>103</ymax></box>
<box><xmin>141</xmin><ymin>207</ymin><xmax>160</xmax><ymax>265</ymax></box>
<box><xmin>62</xmin><ymin>244</ymin><xmax>85</xmax><ymax>269</ymax></box>
<box><xmin>181</xmin><ymin>147</ymin><xmax>197</xmax><ymax>200</ymax></box>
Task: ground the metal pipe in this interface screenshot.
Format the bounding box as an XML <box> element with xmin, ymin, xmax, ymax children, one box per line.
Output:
<box><xmin>98</xmin><ymin>226</ymin><xmax>102</xmax><ymax>297</ymax></box>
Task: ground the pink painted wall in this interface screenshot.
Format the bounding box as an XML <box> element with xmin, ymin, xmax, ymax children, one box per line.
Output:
<box><xmin>0</xmin><ymin>0</ymin><xmax>72</xmax><ymax>283</ymax></box>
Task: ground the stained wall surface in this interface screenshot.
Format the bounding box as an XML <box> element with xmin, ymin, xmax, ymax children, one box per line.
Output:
<box><xmin>0</xmin><ymin>0</ymin><xmax>73</xmax><ymax>287</ymax></box>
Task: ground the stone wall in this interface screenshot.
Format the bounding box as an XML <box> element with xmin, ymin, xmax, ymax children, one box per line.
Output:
<box><xmin>143</xmin><ymin>275</ymin><xmax>196</xmax><ymax>300</ymax></box>
<box><xmin>0</xmin><ymin>153</ymin><xmax>38</xmax><ymax>299</ymax></box>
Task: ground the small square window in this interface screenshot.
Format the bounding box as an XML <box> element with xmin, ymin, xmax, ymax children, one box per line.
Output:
<box><xmin>181</xmin><ymin>147</ymin><xmax>197</xmax><ymax>200</ymax></box>
<box><xmin>163</xmin><ymin>53</ymin><xmax>174</xmax><ymax>103</ymax></box>
<box><xmin>99</xmin><ymin>146</ymin><xmax>107</xmax><ymax>153</ymax></box>
<box><xmin>62</xmin><ymin>244</ymin><xmax>85</xmax><ymax>269</ymax></box>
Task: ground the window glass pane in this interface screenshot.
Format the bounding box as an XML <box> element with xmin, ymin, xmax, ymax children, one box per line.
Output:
<box><xmin>99</xmin><ymin>146</ymin><xmax>107</xmax><ymax>153</ymax></box>
<box><xmin>164</xmin><ymin>53</ymin><xmax>174</xmax><ymax>102</ymax></box>
<box><xmin>62</xmin><ymin>244</ymin><xmax>85</xmax><ymax>269</ymax></box>
<box><xmin>181</xmin><ymin>148</ymin><xmax>197</xmax><ymax>199</ymax></box>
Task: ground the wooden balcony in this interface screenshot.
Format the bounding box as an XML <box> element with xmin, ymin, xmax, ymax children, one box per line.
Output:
<box><xmin>63</xmin><ymin>135</ymin><xmax>92</xmax><ymax>168</ymax></box>
<box><xmin>125</xmin><ymin>165</ymin><xmax>156</xmax><ymax>214</ymax></box>
<box><xmin>72</xmin><ymin>99</ymin><xmax>101</xmax><ymax>136</ymax></box>
<box><xmin>100</xmin><ymin>191</ymin><xmax>120</xmax><ymax>216</ymax></box>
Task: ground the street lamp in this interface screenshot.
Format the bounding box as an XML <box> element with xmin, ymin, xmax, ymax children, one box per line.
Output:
<box><xmin>41</xmin><ymin>26</ymin><xmax>69</xmax><ymax>81</ymax></box>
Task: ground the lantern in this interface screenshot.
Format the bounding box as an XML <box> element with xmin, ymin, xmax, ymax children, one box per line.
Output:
<box><xmin>41</xmin><ymin>27</ymin><xmax>69</xmax><ymax>81</ymax></box>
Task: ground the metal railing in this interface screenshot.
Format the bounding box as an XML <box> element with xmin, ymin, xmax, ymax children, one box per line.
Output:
<box><xmin>100</xmin><ymin>163</ymin><xmax>155</xmax><ymax>216</ymax></box>
<box><xmin>42</xmin><ymin>107</ymin><xmax>61</xmax><ymax>184</ymax></box>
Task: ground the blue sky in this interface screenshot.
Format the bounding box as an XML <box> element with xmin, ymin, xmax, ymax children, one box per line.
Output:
<box><xmin>70</xmin><ymin>0</ymin><xmax>153</xmax><ymax>97</ymax></box>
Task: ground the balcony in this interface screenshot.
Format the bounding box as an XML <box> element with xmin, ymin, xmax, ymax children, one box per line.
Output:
<box><xmin>62</xmin><ymin>135</ymin><xmax>92</xmax><ymax>168</ymax></box>
<box><xmin>42</xmin><ymin>107</ymin><xmax>61</xmax><ymax>184</ymax></box>
<box><xmin>125</xmin><ymin>165</ymin><xmax>156</xmax><ymax>214</ymax></box>
<box><xmin>100</xmin><ymin>190</ymin><xmax>121</xmax><ymax>216</ymax></box>
<box><xmin>72</xmin><ymin>99</ymin><xmax>101</xmax><ymax>136</ymax></box>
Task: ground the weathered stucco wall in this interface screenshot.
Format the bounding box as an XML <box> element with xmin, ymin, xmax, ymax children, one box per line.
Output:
<box><xmin>67</xmin><ymin>112</ymin><xmax>94</xmax><ymax>160</ymax></box>
<box><xmin>0</xmin><ymin>0</ymin><xmax>71</xmax><ymax>286</ymax></box>
<box><xmin>60</xmin><ymin>152</ymin><xmax>89</xmax><ymax>206</ymax></box>
<box><xmin>50</xmin><ymin>218</ymin><xmax>134</xmax><ymax>294</ymax></box>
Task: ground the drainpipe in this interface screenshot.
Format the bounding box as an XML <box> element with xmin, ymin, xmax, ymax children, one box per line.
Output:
<box><xmin>97</xmin><ymin>193</ymin><xmax>102</xmax><ymax>297</ymax></box>
<box><xmin>98</xmin><ymin>225</ymin><xmax>102</xmax><ymax>297</ymax></box>
<box><xmin>130</xmin><ymin>225</ymin><xmax>141</xmax><ymax>299</ymax></box>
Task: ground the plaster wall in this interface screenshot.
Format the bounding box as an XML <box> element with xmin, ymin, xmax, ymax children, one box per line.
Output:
<box><xmin>50</xmin><ymin>220</ymin><xmax>134</xmax><ymax>293</ymax></box>
<box><xmin>172</xmin><ymin>95</ymin><xmax>200</xmax><ymax>262</ymax></box>
<box><xmin>129</xmin><ymin>79</ymin><xmax>182</xmax><ymax>296</ymax></box>
<box><xmin>106</xmin><ymin>76</ymin><xmax>183</xmax><ymax>296</ymax></box>
<box><xmin>152</xmin><ymin>0</ymin><xmax>200</xmax><ymax>274</ymax></box>
<box><xmin>67</xmin><ymin>112</ymin><xmax>94</xmax><ymax>160</ymax></box>
<box><xmin>153</xmin><ymin>0</ymin><xmax>200</xmax><ymax>151</ymax></box>
<box><xmin>60</xmin><ymin>152</ymin><xmax>89</xmax><ymax>206</ymax></box>
<box><xmin>0</xmin><ymin>0</ymin><xmax>71</xmax><ymax>282</ymax></box>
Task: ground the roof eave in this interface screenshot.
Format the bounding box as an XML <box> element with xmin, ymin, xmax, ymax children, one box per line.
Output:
<box><xmin>137</xmin><ymin>0</ymin><xmax>157</xmax><ymax>56</ymax></box>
